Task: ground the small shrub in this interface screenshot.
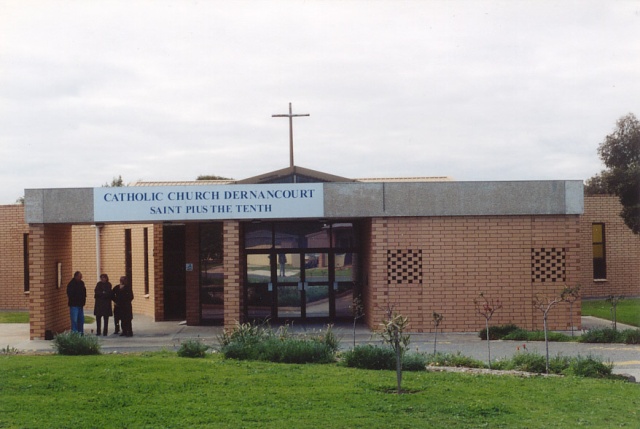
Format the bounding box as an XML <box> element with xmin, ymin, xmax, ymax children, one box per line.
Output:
<box><xmin>565</xmin><ymin>355</ymin><xmax>613</xmax><ymax>378</ymax></box>
<box><xmin>1</xmin><ymin>345</ymin><xmax>20</xmax><ymax>355</ymax></box>
<box><xmin>427</xmin><ymin>352</ymin><xmax>486</xmax><ymax>369</ymax></box>
<box><xmin>316</xmin><ymin>324</ymin><xmax>340</xmax><ymax>354</ymax></box>
<box><xmin>272</xmin><ymin>338</ymin><xmax>336</xmax><ymax>364</ymax></box>
<box><xmin>177</xmin><ymin>339</ymin><xmax>210</xmax><ymax>358</ymax></box>
<box><xmin>478</xmin><ymin>324</ymin><xmax>520</xmax><ymax>340</ymax></box>
<box><xmin>507</xmin><ymin>352</ymin><xmax>547</xmax><ymax>373</ymax></box>
<box><xmin>620</xmin><ymin>329</ymin><xmax>640</xmax><ymax>345</ymax></box>
<box><xmin>402</xmin><ymin>352</ymin><xmax>429</xmax><ymax>371</ymax></box>
<box><xmin>218</xmin><ymin>321</ymin><xmax>273</xmax><ymax>347</ymax></box>
<box><xmin>341</xmin><ymin>345</ymin><xmax>395</xmax><ymax>370</ymax></box>
<box><xmin>549</xmin><ymin>354</ymin><xmax>572</xmax><ymax>374</ymax></box>
<box><xmin>219</xmin><ymin>322</ymin><xmax>338</xmax><ymax>364</ymax></box>
<box><xmin>341</xmin><ymin>346</ymin><xmax>430</xmax><ymax>371</ymax></box>
<box><xmin>52</xmin><ymin>331</ymin><xmax>101</xmax><ymax>355</ymax></box>
<box><xmin>503</xmin><ymin>330</ymin><xmax>573</xmax><ymax>342</ymax></box>
<box><xmin>579</xmin><ymin>328</ymin><xmax>624</xmax><ymax>343</ymax></box>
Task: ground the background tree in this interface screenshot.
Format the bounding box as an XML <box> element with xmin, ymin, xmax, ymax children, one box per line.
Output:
<box><xmin>583</xmin><ymin>172</ymin><xmax>611</xmax><ymax>195</ymax></box>
<box><xmin>587</xmin><ymin>113</ymin><xmax>640</xmax><ymax>234</ymax></box>
<box><xmin>196</xmin><ymin>174</ymin><xmax>233</xmax><ymax>181</ymax></box>
<box><xmin>103</xmin><ymin>175</ymin><xmax>125</xmax><ymax>187</ymax></box>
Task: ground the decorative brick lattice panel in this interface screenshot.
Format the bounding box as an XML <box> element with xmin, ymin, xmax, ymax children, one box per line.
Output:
<box><xmin>387</xmin><ymin>249</ymin><xmax>423</xmax><ymax>284</ymax></box>
<box><xmin>531</xmin><ymin>248</ymin><xmax>566</xmax><ymax>283</ymax></box>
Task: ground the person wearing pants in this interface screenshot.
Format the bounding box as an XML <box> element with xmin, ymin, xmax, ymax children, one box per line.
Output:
<box><xmin>93</xmin><ymin>274</ymin><xmax>113</xmax><ymax>336</ymax></box>
<box><xmin>112</xmin><ymin>276</ymin><xmax>134</xmax><ymax>337</ymax></box>
<box><xmin>66</xmin><ymin>271</ymin><xmax>86</xmax><ymax>334</ymax></box>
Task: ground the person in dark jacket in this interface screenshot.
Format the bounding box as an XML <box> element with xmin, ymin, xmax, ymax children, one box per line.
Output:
<box><xmin>93</xmin><ymin>274</ymin><xmax>113</xmax><ymax>336</ymax></box>
<box><xmin>112</xmin><ymin>276</ymin><xmax>134</xmax><ymax>337</ymax></box>
<box><xmin>66</xmin><ymin>271</ymin><xmax>86</xmax><ymax>334</ymax></box>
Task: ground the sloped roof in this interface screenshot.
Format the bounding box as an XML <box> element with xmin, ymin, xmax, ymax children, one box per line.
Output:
<box><xmin>130</xmin><ymin>166</ymin><xmax>453</xmax><ymax>187</ymax></box>
<box><xmin>235</xmin><ymin>165</ymin><xmax>354</xmax><ymax>184</ymax></box>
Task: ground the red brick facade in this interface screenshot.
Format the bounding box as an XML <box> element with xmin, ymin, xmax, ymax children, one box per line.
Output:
<box><xmin>0</xmin><ymin>205</ymin><xmax>29</xmax><ymax>310</ymax></box>
<box><xmin>580</xmin><ymin>195</ymin><xmax>640</xmax><ymax>297</ymax></box>
<box><xmin>363</xmin><ymin>215</ymin><xmax>582</xmax><ymax>332</ymax></box>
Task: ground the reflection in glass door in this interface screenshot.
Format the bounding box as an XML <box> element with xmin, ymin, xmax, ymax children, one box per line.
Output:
<box><xmin>277</xmin><ymin>253</ymin><xmax>301</xmax><ymax>318</ymax></box>
<box><xmin>304</xmin><ymin>253</ymin><xmax>329</xmax><ymax>318</ymax></box>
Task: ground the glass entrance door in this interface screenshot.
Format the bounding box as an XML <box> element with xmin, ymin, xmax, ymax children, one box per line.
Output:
<box><xmin>244</xmin><ymin>221</ymin><xmax>360</xmax><ymax>323</ymax></box>
<box><xmin>276</xmin><ymin>252</ymin><xmax>301</xmax><ymax>318</ymax></box>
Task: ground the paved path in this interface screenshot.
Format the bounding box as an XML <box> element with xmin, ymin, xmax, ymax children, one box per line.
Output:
<box><xmin>1</xmin><ymin>315</ymin><xmax>638</xmax><ymax>381</ymax></box>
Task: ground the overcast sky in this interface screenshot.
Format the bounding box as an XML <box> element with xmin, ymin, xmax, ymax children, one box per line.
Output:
<box><xmin>1</xmin><ymin>0</ymin><xmax>639</xmax><ymax>204</ymax></box>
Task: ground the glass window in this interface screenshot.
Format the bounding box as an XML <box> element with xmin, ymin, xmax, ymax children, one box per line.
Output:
<box><xmin>306</xmin><ymin>285</ymin><xmax>329</xmax><ymax>317</ymax></box>
<box><xmin>247</xmin><ymin>254</ymin><xmax>271</xmax><ymax>283</ymax></box>
<box><xmin>332</xmin><ymin>223</ymin><xmax>358</xmax><ymax>248</ymax></box>
<box><xmin>592</xmin><ymin>223</ymin><xmax>606</xmax><ymax>279</ymax></box>
<box><xmin>247</xmin><ymin>285</ymin><xmax>272</xmax><ymax>321</ymax></box>
<box><xmin>244</xmin><ymin>223</ymin><xmax>273</xmax><ymax>250</ymax></box>
<box><xmin>275</xmin><ymin>221</ymin><xmax>328</xmax><ymax>249</ymax></box>
<box><xmin>304</xmin><ymin>253</ymin><xmax>328</xmax><ymax>283</ymax></box>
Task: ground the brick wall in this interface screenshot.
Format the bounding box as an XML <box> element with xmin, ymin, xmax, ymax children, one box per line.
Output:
<box><xmin>364</xmin><ymin>215</ymin><xmax>581</xmax><ymax>332</ymax></box>
<box><xmin>223</xmin><ymin>220</ymin><xmax>242</xmax><ymax>328</ymax></box>
<box><xmin>0</xmin><ymin>205</ymin><xmax>29</xmax><ymax>310</ymax></box>
<box><xmin>28</xmin><ymin>224</ymin><xmax>73</xmax><ymax>339</ymax></box>
<box><xmin>580</xmin><ymin>195</ymin><xmax>640</xmax><ymax>298</ymax></box>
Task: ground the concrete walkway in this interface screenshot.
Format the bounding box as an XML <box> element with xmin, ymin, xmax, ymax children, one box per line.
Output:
<box><xmin>2</xmin><ymin>315</ymin><xmax>638</xmax><ymax>381</ymax></box>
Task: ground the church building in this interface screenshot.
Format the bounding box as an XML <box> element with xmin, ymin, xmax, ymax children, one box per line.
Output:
<box><xmin>20</xmin><ymin>165</ymin><xmax>586</xmax><ymax>339</ymax></box>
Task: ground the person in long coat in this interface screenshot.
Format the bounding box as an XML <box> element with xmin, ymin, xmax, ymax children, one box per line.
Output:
<box><xmin>112</xmin><ymin>276</ymin><xmax>134</xmax><ymax>337</ymax></box>
<box><xmin>93</xmin><ymin>274</ymin><xmax>113</xmax><ymax>336</ymax></box>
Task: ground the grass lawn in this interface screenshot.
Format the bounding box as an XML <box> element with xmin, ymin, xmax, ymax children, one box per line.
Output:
<box><xmin>0</xmin><ymin>312</ymin><xmax>95</xmax><ymax>324</ymax></box>
<box><xmin>582</xmin><ymin>298</ymin><xmax>640</xmax><ymax>327</ymax></box>
<box><xmin>1</xmin><ymin>352</ymin><xmax>638</xmax><ymax>428</ymax></box>
<box><xmin>0</xmin><ymin>312</ymin><xmax>29</xmax><ymax>323</ymax></box>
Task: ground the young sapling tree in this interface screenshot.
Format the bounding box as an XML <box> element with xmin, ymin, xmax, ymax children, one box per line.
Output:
<box><xmin>533</xmin><ymin>293</ymin><xmax>563</xmax><ymax>374</ymax></box>
<box><xmin>379</xmin><ymin>307</ymin><xmax>410</xmax><ymax>394</ymax></box>
<box><xmin>350</xmin><ymin>295</ymin><xmax>365</xmax><ymax>349</ymax></box>
<box><xmin>432</xmin><ymin>312</ymin><xmax>444</xmax><ymax>355</ymax></box>
<box><xmin>561</xmin><ymin>284</ymin><xmax>581</xmax><ymax>336</ymax></box>
<box><xmin>606</xmin><ymin>295</ymin><xmax>625</xmax><ymax>331</ymax></box>
<box><xmin>474</xmin><ymin>293</ymin><xmax>502</xmax><ymax>369</ymax></box>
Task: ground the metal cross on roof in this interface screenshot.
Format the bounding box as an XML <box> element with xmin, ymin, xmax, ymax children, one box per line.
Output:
<box><xmin>272</xmin><ymin>102</ymin><xmax>310</xmax><ymax>168</ymax></box>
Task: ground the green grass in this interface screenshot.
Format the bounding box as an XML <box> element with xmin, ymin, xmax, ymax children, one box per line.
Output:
<box><xmin>0</xmin><ymin>312</ymin><xmax>95</xmax><ymax>324</ymax></box>
<box><xmin>0</xmin><ymin>312</ymin><xmax>29</xmax><ymax>323</ymax></box>
<box><xmin>582</xmin><ymin>298</ymin><xmax>640</xmax><ymax>327</ymax></box>
<box><xmin>1</xmin><ymin>353</ymin><xmax>638</xmax><ymax>428</ymax></box>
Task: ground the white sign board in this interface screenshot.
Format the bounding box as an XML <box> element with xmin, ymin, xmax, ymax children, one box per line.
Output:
<box><xmin>94</xmin><ymin>183</ymin><xmax>324</xmax><ymax>222</ymax></box>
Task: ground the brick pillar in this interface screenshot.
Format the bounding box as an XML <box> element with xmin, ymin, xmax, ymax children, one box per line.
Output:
<box><xmin>365</xmin><ymin>218</ymin><xmax>389</xmax><ymax>329</ymax></box>
<box><xmin>28</xmin><ymin>224</ymin><xmax>73</xmax><ymax>340</ymax></box>
<box><xmin>223</xmin><ymin>220</ymin><xmax>242</xmax><ymax>328</ymax></box>
<box><xmin>153</xmin><ymin>223</ymin><xmax>164</xmax><ymax>320</ymax></box>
